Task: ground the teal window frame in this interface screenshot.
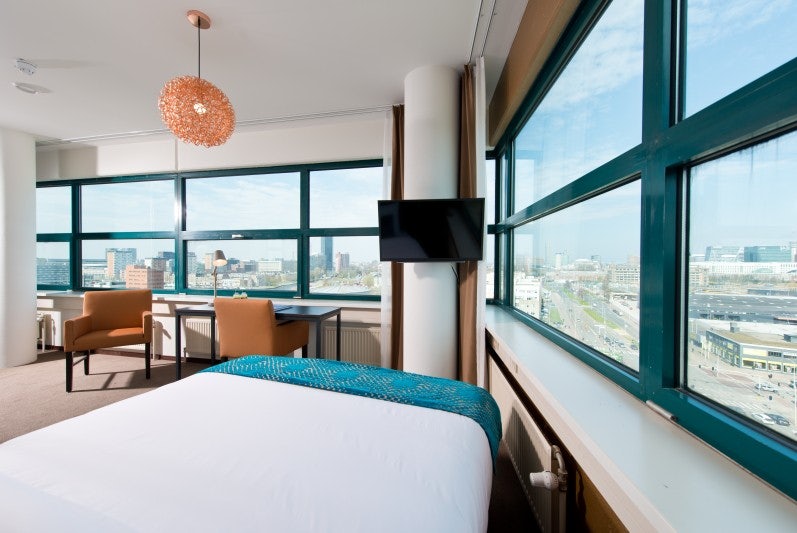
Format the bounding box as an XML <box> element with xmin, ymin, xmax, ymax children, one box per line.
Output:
<box><xmin>36</xmin><ymin>160</ymin><xmax>382</xmax><ymax>302</ymax></box>
<box><xmin>490</xmin><ymin>0</ymin><xmax>797</xmax><ymax>499</ymax></box>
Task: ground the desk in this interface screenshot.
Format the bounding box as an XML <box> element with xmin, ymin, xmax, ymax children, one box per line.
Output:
<box><xmin>174</xmin><ymin>304</ymin><xmax>341</xmax><ymax>379</ymax></box>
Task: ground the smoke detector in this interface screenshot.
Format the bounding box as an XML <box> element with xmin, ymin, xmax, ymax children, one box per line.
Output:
<box><xmin>14</xmin><ymin>58</ymin><xmax>37</xmax><ymax>76</ymax></box>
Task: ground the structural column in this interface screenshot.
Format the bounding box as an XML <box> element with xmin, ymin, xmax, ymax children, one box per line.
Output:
<box><xmin>402</xmin><ymin>65</ymin><xmax>460</xmax><ymax>379</ymax></box>
<box><xmin>0</xmin><ymin>128</ymin><xmax>37</xmax><ymax>368</ymax></box>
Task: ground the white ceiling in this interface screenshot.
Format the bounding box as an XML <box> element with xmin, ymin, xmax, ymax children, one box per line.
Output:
<box><xmin>0</xmin><ymin>0</ymin><xmax>526</xmax><ymax>145</ymax></box>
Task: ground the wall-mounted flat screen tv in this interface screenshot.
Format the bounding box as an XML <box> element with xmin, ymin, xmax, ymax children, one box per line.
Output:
<box><xmin>378</xmin><ymin>198</ymin><xmax>485</xmax><ymax>262</ymax></box>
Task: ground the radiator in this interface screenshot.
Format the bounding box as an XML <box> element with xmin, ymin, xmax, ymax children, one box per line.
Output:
<box><xmin>489</xmin><ymin>358</ymin><xmax>567</xmax><ymax>533</ymax></box>
<box><xmin>322</xmin><ymin>325</ymin><xmax>381</xmax><ymax>366</ymax></box>
<box><xmin>184</xmin><ymin>318</ymin><xmax>381</xmax><ymax>366</ymax></box>
<box><xmin>184</xmin><ymin>318</ymin><xmax>218</xmax><ymax>357</ymax></box>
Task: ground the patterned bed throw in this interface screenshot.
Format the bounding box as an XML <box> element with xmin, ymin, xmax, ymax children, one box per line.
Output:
<box><xmin>202</xmin><ymin>355</ymin><xmax>502</xmax><ymax>463</ymax></box>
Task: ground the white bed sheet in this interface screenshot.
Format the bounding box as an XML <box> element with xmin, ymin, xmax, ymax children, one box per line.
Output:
<box><xmin>0</xmin><ymin>371</ymin><xmax>493</xmax><ymax>532</ymax></box>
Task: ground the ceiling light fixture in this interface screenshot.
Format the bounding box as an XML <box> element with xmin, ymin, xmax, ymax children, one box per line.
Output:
<box><xmin>158</xmin><ymin>10</ymin><xmax>235</xmax><ymax>148</ymax></box>
<box><xmin>14</xmin><ymin>58</ymin><xmax>37</xmax><ymax>76</ymax></box>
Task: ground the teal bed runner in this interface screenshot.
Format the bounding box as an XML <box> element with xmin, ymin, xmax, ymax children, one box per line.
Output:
<box><xmin>202</xmin><ymin>355</ymin><xmax>502</xmax><ymax>463</ymax></box>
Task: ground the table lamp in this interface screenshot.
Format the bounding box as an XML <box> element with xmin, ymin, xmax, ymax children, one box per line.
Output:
<box><xmin>210</xmin><ymin>249</ymin><xmax>227</xmax><ymax>305</ymax></box>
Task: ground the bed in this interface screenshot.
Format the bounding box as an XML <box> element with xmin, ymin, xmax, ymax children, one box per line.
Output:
<box><xmin>0</xmin><ymin>356</ymin><xmax>501</xmax><ymax>532</ymax></box>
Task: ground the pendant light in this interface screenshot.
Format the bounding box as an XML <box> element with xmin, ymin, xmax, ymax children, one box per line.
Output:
<box><xmin>158</xmin><ymin>10</ymin><xmax>235</xmax><ymax>147</ymax></box>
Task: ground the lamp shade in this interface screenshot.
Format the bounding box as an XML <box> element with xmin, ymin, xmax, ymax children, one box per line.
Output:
<box><xmin>159</xmin><ymin>76</ymin><xmax>235</xmax><ymax>147</ymax></box>
<box><xmin>212</xmin><ymin>249</ymin><xmax>228</xmax><ymax>267</ymax></box>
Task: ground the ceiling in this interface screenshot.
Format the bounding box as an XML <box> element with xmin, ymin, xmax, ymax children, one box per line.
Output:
<box><xmin>0</xmin><ymin>0</ymin><xmax>526</xmax><ymax>145</ymax></box>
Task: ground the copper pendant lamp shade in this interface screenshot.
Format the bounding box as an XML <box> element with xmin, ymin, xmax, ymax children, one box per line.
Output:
<box><xmin>159</xmin><ymin>10</ymin><xmax>235</xmax><ymax>147</ymax></box>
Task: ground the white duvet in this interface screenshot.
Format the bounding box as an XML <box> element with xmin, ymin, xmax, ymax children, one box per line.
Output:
<box><xmin>0</xmin><ymin>371</ymin><xmax>493</xmax><ymax>532</ymax></box>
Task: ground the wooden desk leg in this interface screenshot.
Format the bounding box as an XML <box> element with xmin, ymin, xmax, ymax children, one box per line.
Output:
<box><xmin>175</xmin><ymin>314</ymin><xmax>182</xmax><ymax>380</ymax></box>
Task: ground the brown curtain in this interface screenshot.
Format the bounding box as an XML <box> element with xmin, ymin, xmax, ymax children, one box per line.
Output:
<box><xmin>457</xmin><ymin>65</ymin><xmax>478</xmax><ymax>384</ymax></box>
<box><xmin>390</xmin><ymin>104</ymin><xmax>405</xmax><ymax>371</ymax></box>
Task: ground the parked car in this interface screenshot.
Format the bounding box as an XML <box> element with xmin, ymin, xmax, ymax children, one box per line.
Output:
<box><xmin>765</xmin><ymin>413</ymin><xmax>791</xmax><ymax>426</ymax></box>
<box><xmin>754</xmin><ymin>382</ymin><xmax>779</xmax><ymax>393</ymax></box>
<box><xmin>751</xmin><ymin>413</ymin><xmax>775</xmax><ymax>425</ymax></box>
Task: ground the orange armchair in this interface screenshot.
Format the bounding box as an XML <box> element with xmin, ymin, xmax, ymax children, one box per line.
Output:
<box><xmin>63</xmin><ymin>289</ymin><xmax>153</xmax><ymax>392</ymax></box>
<box><xmin>214</xmin><ymin>298</ymin><xmax>309</xmax><ymax>359</ymax></box>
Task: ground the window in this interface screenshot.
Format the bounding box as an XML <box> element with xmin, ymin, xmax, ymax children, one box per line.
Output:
<box><xmin>36</xmin><ymin>186</ymin><xmax>71</xmax><ymax>288</ymax></box>
<box><xmin>81</xmin><ymin>180</ymin><xmax>174</xmax><ymax>232</ymax></box>
<box><xmin>493</xmin><ymin>0</ymin><xmax>797</xmax><ymax>498</ymax></box>
<box><xmin>37</xmin><ymin>242</ymin><xmax>70</xmax><ymax>286</ymax></box>
<box><xmin>686</xmin><ymin>131</ymin><xmax>797</xmax><ymax>443</ymax></box>
<box><xmin>35</xmin><ymin>161</ymin><xmax>381</xmax><ymax>301</ymax></box>
<box><xmin>683</xmin><ymin>0</ymin><xmax>797</xmax><ymax>117</ymax></box>
<box><xmin>82</xmin><ymin>239</ymin><xmax>175</xmax><ymax>290</ymax></box>
<box><xmin>186</xmin><ymin>240</ymin><xmax>298</xmax><ymax>293</ymax></box>
<box><xmin>485</xmin><ymin>158</ymin><xmax>496</xmax><ymax>300</ymax></box>
<box><xmin>310</xmin><ymin>167</ymin><xmax>381</xmax><ymax>228</ymax></box>
<box><xmin>514</xmin><ymin>181</ymin><xmax>641</xmax><ymax>371</ymax></box>
<box><xmin>36</xmin><ymin>186</ymin><xmax>71</xmax><ymax>233</ymax></box>
<box><xmin>308</xmin><ymin>236</ymin><xmax>380</xmax><ymax>295</ymax></box>
<box><xmin>185</xmin><ymin>173</ymin><xmax>300</xmax><ymax>231</ymax></box>
<box><xmin>513</xmin><ymin>0</ymin><xmax>643</xmax><ymax>210</ymax></box>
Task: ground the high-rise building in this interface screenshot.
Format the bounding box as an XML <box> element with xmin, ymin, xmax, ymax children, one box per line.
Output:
<box><xmin>106</xmin><ymin>248</ymin><xmax>136</xmax><ymax>280</ymax></box>
<box><xmin>744</xmin><ymin>245</ymin><xmax>792</xmax><ymax>262</ymax></box>
<box><xmin>187</xmin><ymin>252</ymin><xmax>198</xmax><ymax>275</ymax></box>
<box><xmin>323</xmin><ymin>237</ymin><xmax>334</xmax><ymax>272</ymax></box>
<box><xmin>704</xmin><ymin>245</ymin><xmax>743</xmax><ymax>262</ymax></box>
<box><xmin>37</xmin><ymin>258</ymin><xmax>69</xmax><ymax>285</ymax></box>
<box><xmin>125</xmin><ymin>265</ymin><xmax>165</xmax><ymax>289</ymax></box>
<box><xmin>334</xmin><ymin>252</ymin><xmax>350</xmax><ymax>273</ymax></box>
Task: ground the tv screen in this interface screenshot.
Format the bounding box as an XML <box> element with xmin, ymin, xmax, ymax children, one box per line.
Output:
<box><xmin>378</xmin><ymin>198</ymin><xmax>485</xmax><ymax>262</ymax></box>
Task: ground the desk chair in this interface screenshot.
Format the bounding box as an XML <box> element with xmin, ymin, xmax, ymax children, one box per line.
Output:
<box><xmin>214</xmin><ymin>298</ymin><xmax>309</xmax><ymax>359</ymax></box>
<box><xmin>63</xmin><ymin>289</ymin><xmax>153</xmax><ymax>392</ymax></box>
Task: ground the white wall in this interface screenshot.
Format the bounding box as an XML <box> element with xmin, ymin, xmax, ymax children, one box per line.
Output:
<box><xmin>36</xmin><ymin>114</ymin><xmax>386</xmax><ymax>180</ymax></box>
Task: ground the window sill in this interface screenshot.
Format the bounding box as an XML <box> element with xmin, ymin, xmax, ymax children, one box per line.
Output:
<box><xmin>485</xmin><ymin>305</ymin><xmax>796</xmax><ymax>531</ymax></box>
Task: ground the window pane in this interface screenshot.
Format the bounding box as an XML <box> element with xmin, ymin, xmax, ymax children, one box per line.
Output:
<box><xmin>310</xmin><ymin>167</ymin><xmax>382</xmax><ymax>228</ymax></box>
<box><xmin>514</xmin><ymin>181</ymin><xmax>641</xmax><ymax>371</ymax></box>
<box><xmin>686</xmin><ymin>131</ymin><xmax>797</xmax><ymax>440</ymax></box>
<box><xmin>36</xmin><ymin>187</ymin><xmax>71</xmax><ymax>233</ymax></box>
<box><xmin>82</xmin><ymin>239</ymin><xmax>175</xmax><ymax>289</ymax></box>
<box><xmin>309</xmin><ymin>236</ymin><xmax>380</xmax><ymax>295</ymax></box>
<box><xmin>37</xmin><ymin>242</ymin><xmax>70</xmax><ymax>286</ymax></box>
<box><xmin>81</xmin><ymin>181</ymin><xmax>174</xmax><ymax>232</ymax></box>
<box><xmin>186</xmin><ymin>173</ymin><xmax>300</xmax><ymax>231</ymax></box>
<box><xmin>684</xmin><ymin>0</ymin><xmax>797</xmax><ymax>117</ymax></box>
<box><xmin>485</xmin><ymin>158</ymin><xmax>496</xmax><ymax>224</ymax></box>
<box><xmin>485</xmin><ymin>234</ymin><xmax>495</xmax><ymax>300</ymax></box>
<box><xmin>514</xmin><ymin>0</ymin><xmax>643</xmax><ymax>210</ymax></box>
<box><xmin>186</xmin><ymin>240</ymin><xmax>298</xmax><ymax>292</ymax></box>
